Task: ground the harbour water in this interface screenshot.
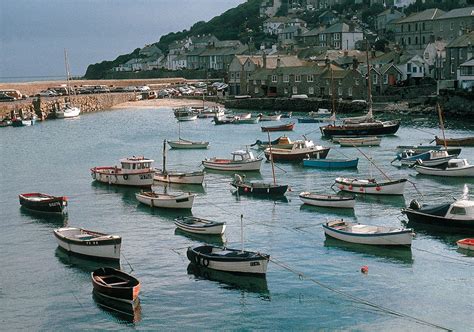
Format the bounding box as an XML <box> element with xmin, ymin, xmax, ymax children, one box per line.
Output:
<box><xmin>1</xmin><ymin>107</ymin><xmax>473</xmax><ymax>330</ymax></box>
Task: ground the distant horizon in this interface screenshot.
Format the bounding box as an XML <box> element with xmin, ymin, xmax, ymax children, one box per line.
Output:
<box><xmin>0</xmin><ymin>0</ymin><xmax>245</xmax><ymax>82</ymax></box>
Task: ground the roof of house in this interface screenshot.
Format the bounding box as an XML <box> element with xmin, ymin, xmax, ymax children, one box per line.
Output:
<box><xmin>249</xmin><ymin>64</ymin><xmax>324</xmax><ymax>80</ymax></box>
<box><xmin>215</xmin><ymin>40</ymin><xmax>243</xmax><ymax>48</ymax></box>
<box><xmin>460</xmin><ymin>59</ymin><xmax>474</xmax><ymax>67</ymax></box>
<box><xmin>358</xmin><ymin>64</ymin><xmax>381</xmax><ymax>76</ymax></box>
<box><xmin>174</xmin><ymin>54</ymin><xmax>187</xmax><ymax>61</ymax></box>
<box><xmin>377</xmin><ymin>8</ymin><xmax>404</xmax><ymax>17</ymax></box>
<box><xmin>318</xmin><ymin>10</ymin><xmax>338</xmax><ymax>19</ymax></box>
<box><xmin>322</xmin><ymin>22</ymin><xmax>362</xmax><ymax>34</ymax></box>
<box><xmin>319</xmin><ymin>65</ymin><xmax>351</xmax><ymax>79</ymax></box>
<box><xmin>190</xmin><ymin>34</ymin><xmax>218</xmax><ymax>44</ymax></box>
<box><xmin>372</xmin><ymin>51</ymin><xmax>399</xmax><ymax>65</ymax></box>
<box><xmin>200</xmin><ymin>45</ymin><xmax>248</xmax><ymax>56</ymax></box>
<box><xmin>425</xmin><ymin>40</ymin><xmax>447</xmax><ymax>51</ymax></box>
<box><xmin>446</xmin><ymin>31</ymin><xmax>474</xmax><ymax>48</ymax></box>
<box><xmin>264</xmin><ymin>16</ymin><xmax>290</xmax><ymax>24</ymax></box>
<box><xmin>380</xmin><ymin>63</ymin><xmax>402</xmax><ymax>75</ymax></box>
<box><xmin>437</xmin><ymin>7</ymin><xmax>474</xmax><ymax>20</ymax></box>
<box><xmin>301</xmin><ymin>26</ymin><xmax>326</xmax><ymax>37</ymax></box>
<box><xmin>185</xmin><ymin>48</ymin><xmax>207</xmax><ymax>56</ymax></box>
<box><xmin>396</xmin><ymin>8</ymin><xmax>445</xmax><ymax>24</ymax></box>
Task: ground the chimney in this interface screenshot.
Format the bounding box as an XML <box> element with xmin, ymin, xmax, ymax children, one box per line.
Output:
<box><xmin>277</xmin><ymin>57</ymin><xmax>281</xmax><ymax>68</ymax></box>
<box><xmin>262</xmin><ymin>52</ymin><xmax>267</xmax><ymax>69</ymax></box>
<box><xmin>390</xmin><ymin>6</ymin><xmax>394</xmax><ymax>14</ymax></box>
<box><xmin>352</xmin><ymin>56</ymin><xmax>358</xmax><ymax>70</ymax></box>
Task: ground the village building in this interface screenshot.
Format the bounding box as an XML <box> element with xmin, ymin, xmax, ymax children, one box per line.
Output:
<box><xmin>317</xmin><ymin>23</ymin><xmax>364</xmax><ymax>50</ymax></box>
<box><xmin>443</xmin><ymin>31</ymin><xmax>474</xmax><ymax>82</ymax></box>
<box><xmin>376</xmin><ymin>8</ymin><xmax>405</xmax><ymax>36</ymax></box>
<box><xmin>458</xmin><ymin>58</ymin><xmax>474</xmax><ymax>91</ymax></box>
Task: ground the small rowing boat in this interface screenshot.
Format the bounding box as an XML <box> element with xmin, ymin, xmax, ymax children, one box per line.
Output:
<box><xmin>91</xmin><ymin>267</ymin><xmax>140</xmax><ymax>303</ymax></box>
<box><xmin>174</xmin><ymin>217</ymin><xmax>226</xmax><ymax>235</ymax></box>
<box><xmin>457</xmin><ymin>238</ymin><xmax>474</xmax><ymax>251</ymax></box>
<box><xmin>337</xmin><ymin>136</ymin><xmax>381</xmax><ymax>147</ymax></box>
<box><xmin>261</xmin><ymin>122</ymin><xmax>295</xmax><ymax>132</ymax></box>
<box><xmin>19</xmin><ymin>193</ymin><xmax>68</xmax><ymax>214</ymax></box>
<box><xmin>136</xmin><ymin>191</ymin><xmax>196</xmax><ymax>209</ymax></box>
<box><xmin>299</xmin><ymin>192</ymin><xmax>355</xmax><ymax>209</ymax></box>
<box><xmin>435</xmin><ymin>136</ymin><xmax>474</xmax><ymax>147</ymax></box>
<box><xmin>303</xmin><ymin>157</ymin><xmax>359</xmax><ymax>169</ymax></box>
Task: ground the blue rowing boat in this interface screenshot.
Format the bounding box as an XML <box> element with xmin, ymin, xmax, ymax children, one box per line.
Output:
<box><xmin>303</xmin><ymin>158</ymin><xmax>359</xmax><ymax>169</ymax></box>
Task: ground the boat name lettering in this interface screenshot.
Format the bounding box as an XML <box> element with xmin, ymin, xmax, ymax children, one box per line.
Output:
<box><xmin>49</xmin><ymin>202</ymin><xmax>60</xmax><ymax>207</ymax></box>
<box><xmin>250</xmin><ymin>262</ymin><xmax>261</xmax><ymax>266</ymax></box>
<box><xmin>140</xmin><ymin>174</ymin><xmax>152</xmax><ymax>180</ymax></box>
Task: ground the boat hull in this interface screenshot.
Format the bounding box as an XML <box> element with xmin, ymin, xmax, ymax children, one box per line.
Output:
<box><xmin>187</xmin><ymin>246</ymin><xmax>269</xmax><ymax>275</ymax></box>
<box><xmin>136</xmin><ymin>192</ymin><xmax>195</xmax><ymax>209</ymax></box>
<box><xmin>174</xmin><ymin>218</ymin><xmax>226</xmax><ymax>235</ymax></box>
<box><xmin>167</xmin><ymin>141</ymin><xmax>209</xmax><ymax>149</ymax></box>
<box><xmin>323</xmin><ymin>224</ymin><xmax>413</xmax><ymax>246</ymax></box>
<box><xmin>56</xmin><ymin>107</ymin><xmax>81</xmax><ymax>118</ymax></box>
<box><xmin>231</xmin><ymin>182</ymin><xmax>288</xmax><ymax>196</ymax></box>
<box><xmin>202</xmin><ymin>159</ymin><xmax>262</xmax><ymax>171</ymax></box>
<box><xmin>414</xmin><ymin>165</ymin><xmax>474</xmax><ymax>177</ymax></box>
<box><xmin>91</xmin><ymin>267</ymin><xmax>140</xmax><ymax>303</ymax></box>
<box><xmin>338</xmin><ymin>137</ymin><xmax>381</xmax><ymax>147</ymax></box>
<box><xmin>435</xmin><ymin>136</ymin><xmax>474</xmax><ymax>146</ymax></box>
<box><xmin>320</xmin><ymin>121</ymin><xmax>400</xmax><ymax>137</ymax></box>
<box><xmin>334</xmin><ymin>177</ymin><xmax>407</xmax><ymax>195</ymax></box>
<box><xmin>265</xmin><ymin>147</ymin><xmax>330</xmax><ymax>162</ymax></box>
<box><xmin>303</xmin><ymin>158</ymin><xmax>358</xmax><ymax>169</ymax></box>
<box><xmin>299</xmin><ymin>192</ymin><xmax>355</xmax><ymax>208</ymax></box>
<box><xmin>19</xmin><ymin>193</ymin><xmax>67</xmax><ymax>214</ymax></box>
<box><xmin>402</xmin><ymin>208</ymin><xmax>474</xmax><ymax>231</ymax></box>
<box><xmin>261</xmin><ymin>123</ymin><xmax>295</xmax><ymax>132</ymax></box>
<box><xmin>154</xmin><ymin>171</ymin><xmax>204</xmax><ymax>185</ymax></box>
<box><xmin>457</xmin><ymin>238</ymin><xmax>474</xmax><ymax>250</ymax></box>
<box><xmin>91</xmin><ymin>167</ymin><xmax>154</xmax><ymax>187</ymax></box>
<box><xmin>54</xmin><ymin>228</ymin><xmax>121</xmax><ymax>260</ymax></box>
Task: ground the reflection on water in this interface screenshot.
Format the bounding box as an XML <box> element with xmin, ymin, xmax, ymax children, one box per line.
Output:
<box><xmin>299</xmin><ymin>204</ymin><xmax>356</xmax><ymax>217</ymax></box>
<box><xmin>187</xmin><ymin>263</ymin><xmax>270</xmax><ymax>298</ymax></box>
<box><xmin>203</xmin><ymin>169</ymin><xmax>263</xmax><ymax>180</ymax></box>
<box><xmin>324</xmin><ymin>238</ymin><xmax>413</xmax><ymax>265</ymax></box>
<box><xmin>90</xmin><ymin>181</ymin><xmax>141</xmax><ymax>205</ymax></box>
<box><xmin>20</xmin><ymin>207</ymin><xmax>68</xmax><ymax>227</ymax></box>
<box><xmin>55</xmin><ymin>247</ymin><xmax>120</xmax><ymax>273</ymax></box>
<box><xmin>174</xmin><ymin>228</ymin><xmax>226</xmax><ymax>246</ymax></box>
<box><xmin>403</xmin><ymin>219</ymin><xmax>474</xmax><ymax>240</ymax></box>
<box><xmin>457</xmin><ymin>247</ymin><xmax>474</xmax><ymax>257</ymax></box>
<box><xmin>233</xmin><ymin>191</ymin><xmax>290</xmax><ymax>203</ymax></box>
<box><xmin>153</xmin><ymin>181</ymin><xmax>206</xmax><ymax>194</ymax></box>
<box><xmin>355</xmin><ymin>194</ymin><xmax>407</xmax><ymax>208</ymax></box>
<box><xmin>93</xmin><ymin>291</ymin><xmax>141</xmax><ymax>324</ymax></box>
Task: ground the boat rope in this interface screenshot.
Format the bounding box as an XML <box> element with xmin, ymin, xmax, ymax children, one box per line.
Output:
<box><xmin>268</xmin><ymin>256</ymin><xmax>452</xmax><ymax>331</ymax></box>
<box><xmin>352</xmin><ymin>145</ymin><xmax>392</xmax><ymax>181</ymax></box>
<box><xmin>121</xmin><ymin>252</ymin><xmax>134</xmax><ymax>273</ymax></box>
<box><xmin>407</xmin><ymin>179</ymin><xmax>424</xmax><ymax>199</ymax></box>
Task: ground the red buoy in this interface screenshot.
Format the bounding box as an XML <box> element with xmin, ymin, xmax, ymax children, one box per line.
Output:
<box><xmin>361</xmin><ymin>265</ymin><xmax>369</xmax><ymax>274</ymax></box>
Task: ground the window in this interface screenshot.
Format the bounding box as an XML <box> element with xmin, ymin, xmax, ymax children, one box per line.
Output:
<box><xmin>292</xmin><ymin>86</ymin><xmax>298</xmax><ymax>94</ymax></box>
<box><xmin>424</xmin><ymin>52</ymin><xmax>429</xmax><ymax>59</ymax></box>
<box><xmin>373</xmin><ymin>74</ymin><xmax>378</xmax><ymax>84</ymax></box>
<box><xmin>295</xmin><ymin>74</ymin><xmax>301</xmax><ymax>82</ymax></box>
<box><xmin>348</xmin><ymin>87</ymin><xmax>352</xmax><ymax>96</ymax></box>
<box><xmin>384</xmin><ymin>74</ymin><xmax>388</xmax><ymax>84</ymax></box>
<box><xmin>308</xmin><ymin>86</ymin><xmax>314</xmax><ymax>95</ymax></box>
<box><xmin>355</xmin><ymin>79</ymin><xmax>359</xmax><ymax>86</ymax></box>
<box><xmin>440</xmin><ymin>24</ymin><xmax>443</xmax><ymax>32</ymax></box>
<box><xmin>307</xmin><ymin>74</ymin><xmax>314</xmax><ymax>82</ymax></box>
<box><xmin>413</xmin><ymin>67</ymin><xmax>417</xmax><ymax>73</ymax></box>
<box><xmin>422</xmin><ymin>22</ymin><xmax>425</xmax><ymax>31</ymax></box>
<box><xmin>408</xmin><ymin>37</ymin><xmax>411</xmax><ymax>45</ymax></box>
<box><xmin>254</xmin><ymin>87</ymin><xmax>259</xmax><ymax>94</ymax></box>
<box><xmin>415</xmin><ymin>23</ymin><xmax>418</xmax><ymax>31</ymax></box>
<box><xmin>272</xmin><ymin>75</ymin><xmax>277</xmax><ymax>83</ymax></box>
<box><xmin>284</xmin><ymin>88</ymin><xmax>288</xmax><ymax>94</ymax></box>
<box><xmin>236</xmin><ymin>72</ymin><xmax>240</xmax><ymax>79</ymax></box>
<box><xmin>450</xmin><ymin>22</ymin><xmax>454</xmax><ymax>30</ymax></box>
<box><xmin>231</xmin><ymin>73</ymin><xmax>235</xmax><ymax>79</ymax></box>
<box><xmin>415</xmin><ymin>36</ymin><xmax>418</xmax><ymax>44</ymax></box>
<box><xmin>338</xmin><ymin>80</ymin><xmax>342</xmax><ymax>86</ymax></box>
<box><xmin>407</xmin><ymin>63</ymin><xmax>412</xmax><ymax>72</ymax></box>
<box><xmin>334</xmin><ymin>33</ymin><xmax>340</xmax><ymax>40</ymax></box>
<box><xmin>334</xmin><ymin>41</ymin><xmax>341</xmax><ymax>49</ymax></box>
<box><xmin>338</xmin><ymin>87</ymin><xmax>342</xmax><ymax>96</ymax></box>
<box><xmin>253</xmin><ymin>80</ymin><xmax>257</xmax><ymax>85</ymax></box>
<box><xmin>450</xmin><ymin>63</ymin><xmax>454</xmax><ymax>74</ymax></box>
<box><xmin>450</xmin><ymin>207</ymin><xmax>466</xmax><ymax>215</ymax></box>
<box><xmin>422</xmin><ymin>36</ymin><xmax>425</xmax><ymax>44</ymax></box>
<box><xmin>408</xmin><ymin>24</ymin><xmax>411</xmax><ymax>32</ymax></box>
<box><xmin>283</xmin><ymin>75</ymin><xmax>289</xmax><ymax>82</ymax></box>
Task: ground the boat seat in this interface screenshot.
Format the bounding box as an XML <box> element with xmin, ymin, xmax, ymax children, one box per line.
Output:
<box><xmin>107</xmin><ymin>281</ymin><xmax>130</xmax><ymax>286</ymax></box>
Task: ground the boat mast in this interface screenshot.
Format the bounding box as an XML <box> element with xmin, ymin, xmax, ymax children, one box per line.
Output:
<box><xmin>267</xmin><ymin>131</ymin><xmax>277</xmax><ymax>185</ymax></box>
<box><xmin>240</xmin><ymin>214</ymin><xmax>244</xmax><ymax>253</ymax></box>
<box><xmin>365</xmin><ymin>40</ymin><xmax>373</xmax><ymax>120</ymax></box>
<box><xmin>162</xmin><ymin>139</ymin><xmax>167</xmax><ymax>174</ymax></box>
<box><xmin>178</xmin><ymin>121</ymin><xmax>181</xmax><ymax>140</ymax></box>
<box><xmin>437</xmin><ymin>103</ymin><xmax>448</xmax><ymax>151</ymax></box>
<box><xmin>330</xmin><ymin>67</ymin><xmax>336</xmax><ymax>126</ymax></box>
<box><xmin>64</xmin><ymin>49</ymin><xmax>74</xmax><ymax>96</ymax></box>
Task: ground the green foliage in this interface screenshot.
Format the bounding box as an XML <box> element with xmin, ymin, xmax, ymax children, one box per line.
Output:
<box><xmin>84</xmin><ymin>48</ymin><xmax>142</xmax><ymax>79</ymax></box>
<box><xmin>275</xmin><ymin>0</ymin><xmax>288</xmax><ymax>16</ymax></box>
<box><xmin>405</xmin><ymin>0</ymin><xmax>468</xmax><ymax>15</ymax></box>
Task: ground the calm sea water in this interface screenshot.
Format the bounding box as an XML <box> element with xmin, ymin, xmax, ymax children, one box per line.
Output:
<box><xmin>1</xmin><ymin>106</ymin><xmax>473</xmax><ymax>331</ymax></box>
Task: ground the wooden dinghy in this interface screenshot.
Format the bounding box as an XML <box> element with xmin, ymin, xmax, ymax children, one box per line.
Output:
<box><xmin>174</xmin><ymin>217</ymin><xmax>226</xmax><ymax>235</ymax></box>
<box><xmin>136</xmin><ymin>191</ymin><xmax>196</xmax><ymax>209</ymax></box>
<box><xmin>338</xmin><ymin>136</ymin><xmax>381</xmax><ymax>147</ymax></box>
<box><xmin>186</xmin><ymin>245</ymin><xmax>269</xmax><ymax>275</ymax></box>
<box><xmin>167</xmin><ymin>139</ymin><xmax>209</xmax><ymax>149</ymax></box>
<box><xmin>19</xmin><ymin>193</ymin><xmax>68</xmax><ymax>214</ymax></box>
<box><xmin>299</xmin><ymin>192</ymin><xmax>355</xmax><ymax>209</ymax></box>
<box><xmin>261</xmin><ymin>122</ymin><xmax>295</xmax><ymax>132</ymax></box>
<box><xmin>91</xmin><ymin>267</ymin><xmax>140</xmax><ymax>303</ymax></box>
<box><xmin>54</xmin><ymin>227</ymin><xmax>121</xmax><ymax>260</ymax></box>
<box><xmin>435</xmin><ymin>136</ymin><xmax>474</xmax><ymax>147</ymax></box>
<box><xmin>323</xmin><ymin>219</ymin><xmax>414</xmax><ymax>246</ymax></box>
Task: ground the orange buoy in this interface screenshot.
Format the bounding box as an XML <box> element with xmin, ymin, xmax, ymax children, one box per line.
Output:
<box><xmin>361</xmin><ymin>265</ymin><xmax>369</xmax><ymax>274</ymax></box>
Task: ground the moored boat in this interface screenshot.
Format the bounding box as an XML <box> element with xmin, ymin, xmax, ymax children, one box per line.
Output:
<box><xmin>261</xmin><ymin>122</ymin><xmax>295</xmax><ymax>132</ymax></box>
<box><xmin>334</xmin><ymin>177</ymin><xmax>407</xmax><ymax>195</ymax></box>
<box><xmin>251</xmin><ymin>136</ymin><xmax>294</xmax><ymax>150</ymax></box>
<box><xmin>174</xmin><ymin>217</ymin><xmax>226</xmax><ymax>235</ymax></box>
<box><xmin>19</xmin><ymin>193</ymin><xmax>68</xmax><ymax>214</ymax></box>
<box><xmin>258</xmin><ymin>113</ymin><xmax>282</xmax><ymax>121</ymax></box>
<box><xmin>136</xmin><ymin>191</ymin><xmax>196</xmax><ymax>209</ymax></box>
<box><xmin>174</xmin><ymin>107</ymin><xmax>198</xmax><ymax>121</ymax></box>
<box><xmin>338</xmin><ymin>136</ymin><xmax>381</xmax><ymax>147</ymax></box>
<box><xmin>320</xmin><ymin>120</ymin><xmax>401</xmax><ymax>138</ymax></box>
<box><xmin>322</xmin><ymin>219</ymin><xmax>414</xmax><ymax>246</ymax></box>
<box><xmin>303</xmin><ymin>157</ymin><xmax>359</xmax><ymax>169</ymax></box>
<box><xmin>435</xmin><ymin>136</ymin><xmax>474</xmax><ymax>147</ymax></box>
<box><xmin>55</xmin><ymin>104</ymin><xmax>81</xmax><ymax>118</ymax></box>
<box><xmin>54</xmin><ymin>227</ymin><xmax>121</xmax><ymax>260</ymax></box>
<box><xmin>230</xmin><ymin>174</ymin><xmax>288</xmax><ymax>196</ymax></box>
<box><xmin>393</xmin><ymin>149</ymin><xmax>457</xmax><ymax>167</ymax></box>
<box><xmin>299</xmin><ymin>192</ymin><xmax>355</xmax><ymax>209</ymax></box>
<box><xmin>91</xmin><ymin>267</ymin><xmax>140</xmax><ymax>303</ymax></box>
<box><xmin>234</xmin><ymin>116</ymin><xmax>260</xmax><ymax>124</ymax></box>
<box><xmin>202</xmin><ymin>150</ymin><xmax>262</xmax><ymax>171</ymax></box>
<box><xmin>167</xmin><ymin>139</ymin><xmax>209</xmax><ymax>149</ymax></box>
<box><xmin>91</xmin><ymin>156</ymin><xmax>155</xmax><ymax>187</ymax></box>
<box><xmin>395</xmin><ymin>144</ymin><xmax>461</xmax><ymax>155</ymax></box>
<box><xmin>457</xmin><ymin>238</ymin><xmax>474</xmax><ymax>250</ymax></box>
<box><xmin>186</xmin><ymin>245</ymin><xmax>270</xmax><ymax>275</ymax></box>
<box><xmin>414</xmin><ymin>158</ymin><xmax>474</xmax><ymax>177</ymax></box>
<box><xmin>264</xmin><ymin>140</ymin><xmax>330</xmax><ymax>162</ymax></box>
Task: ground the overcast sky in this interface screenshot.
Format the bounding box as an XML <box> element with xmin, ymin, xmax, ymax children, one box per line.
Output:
<box><xmin>0</xmin><ymin>0</ymin><xmax>245</xmax><ymax>81</ymax></box>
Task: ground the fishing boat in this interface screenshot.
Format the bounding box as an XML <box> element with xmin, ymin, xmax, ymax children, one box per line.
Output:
<box><xmin>91</xmin><ymin>267</ymin><xmax>140</xmax><ymax>303</ymax></box>
<box><xmin>213</xmin><ymin>115</ymin><xmax>237</xmax><ymax>125</ymax></box>
<box><xmin>435</xmin><ymin>136</ymin><xmax>474</xmax><ymax>147</ymax></box>
<box><xmin>393</xmin><ymin>149</ymin><xmax>457</xmax><ymax>167</ymax></box>
<box><xmin>19</xmin><ymin>193</ymin><xmax>68</xmax><ymax>214</ymax></box>
<box><xmin>338</xmin><ymin>136</ymin><xmax>381</xmax><ymax>147</ymax></box>
<box><xmin>12</xmin><ymin>115</ymin><xmax>37</xmax><ymax>127</ymax></box>
<box><xmin>235</xmin><ymin>113</ymin><xmax>252</xmax><ymax>119</ymax></box>
<box><xmin>322</xmin><ymin>219</ymin><xmax>414</xmax><ymax>246</ymax></box>
<box><xmin>457</xmin><ymin>238</ymin><xmax>474</xmax><ymax>250</ymax></box>
<box><xmin>258</xmin><ymin>113</ymin><xmax>281</xmax><ymax>121</ymax></box>
<box><xmin>91</xmin><ymin>156</ymin><xmax>155</xmax><ymax>187</ymax></box>
<box><xmin>414</xmin><ymin>159</ymin><xmax>474</xmax><ymax>177</ymax></box>
<box><xmin>333</xmin><ymin>177</ymin><xmax>407</xmax><ymax>195</ymax></box>
<box><xmin>231</xmin><ymin>174</ymin><xmax>288</xmax><ymax>196</ymax></box>
<box><xmin>136</xmin><ymin>191</ymin><xmax>196</xmax><ymax>209</ymax></box>
<box><xmin>55</xmin><ymin>104</ymin><xmax>81</xmax><ymax>118</ymax></box>
<box><xmin>0</xmin><ymin>118</ymin><xmax>12</xmax><ymax>127</ymax></box>
<box><xmin>320</xmin><ymin>120</ymin><xmax>400</xmax><ymax>138</ymax></box>
<box><xmin>174</xmin><ymin>107</ymin><xmax>198</xmax><ymax>121</ymax></box>
<box><xmin>303</xmin><ymin>157</ymin><xmax>359</xmax><ymax>169</ymax></box>
<box><xmin>299</xmin><ymin>192</ymin><xmax>355</xmax><ymax>209</ymax></box>
<box><xmin>197</xmin><ymin>106</ymin><xmax>225</xmax><ymax>118</ymax></box>
<box><xmin>167</xmin><ymin>121</ymin><xmax>209</xmax><ymax>149</ymax></box>
<box><xmin>251</xmin><ymin>136</ymin><xmax>294</xmax><ymax>150</ymax></box>
<box><xmin>174</xmin><ymin>216</ymin><xmax>226</xmax><ymax>235</ymax></box>
<box><xmin>264</xmin><ymin>140</ymin><xmax>330</xmax><ymax>162</ymax></box>
<box><xmin>234</xmin><ymin>116</ymin><xmax>260</xmax><ymax>124</ymax></box>
<box><xmin>402</xmin><ymin>193</ymin><xmax>473</xmax><ymax>231</ymax></box>
<box><xmin>154</xmin><ymin>140</ymin><xmax>205</xmax><ymax>185</ymax></box>
<box><xmin>261</xmin><ymin>122</ymin><xmax>295</xmax><ymax>132</ymax></box>
<box><xmin>54</xmin><ymin>227</ymin><xmax>121</xmax><ymax>260</ymax></box>
<box><xmin>202</xmin><ymin>149</ymin><xmax>262</xmax><ymax>171</ymax></box>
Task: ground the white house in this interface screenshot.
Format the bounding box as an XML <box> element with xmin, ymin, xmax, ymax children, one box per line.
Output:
<box><xmin>423</xmin><ymin>40</ymin><xmax>446</xmax><ymax>78</ymax></box>
<box><xmin>458</xmin><ymin>59</ymin><xmax>474</xmax><ymax>91</ymax></box>
<box><xmin>397</xmin><ymin>54</ymin><xmax>427</xmax><ymax>80</ymax></box>
<box><xmin>263</xmin><ymin>17</ymin><xmax>289</xmax><ymax>35</ymax></box>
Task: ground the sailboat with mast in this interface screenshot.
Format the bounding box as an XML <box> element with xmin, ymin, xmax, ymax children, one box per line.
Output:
<box><xmin>230</xmin><ymin>132</ymin><xmax>288</xmax><ymax>196</ymax></box>
<box><xmin>320</xmin><ymin>42</ymin><xmax>400</xmax><ymax>138</ymax></box>
<box><xmin>167</xmin><ymin>121</ymin><xmax>209</xmax><ymax>149</ymax></box>
<box><xmin>154</xmin><ymin>140</ymin><xmax>205</xmax><ymax>184</ymax></box>
<box><xmin>55</xmin><ymin>49</ymin><xmax>81</xmax><ymax>119</ymax></box>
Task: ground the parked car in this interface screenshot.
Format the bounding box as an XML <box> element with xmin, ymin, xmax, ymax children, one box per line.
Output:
<box><xmin>37</xmin><ymin>90</ymin><xmax>58</xmax><ymax>97</ymax></box>
<box><xmin>0</xmin><ymin>93</ymin><xmax>15</xmax><ymax>101</ymax></box>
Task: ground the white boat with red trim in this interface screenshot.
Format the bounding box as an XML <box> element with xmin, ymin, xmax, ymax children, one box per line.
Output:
<box><xmin>91</xmin><ymin>157</ymin><xmax>155</xmax><ymax>187</ymax></box>
<box><xmin>457</xmin><ymin>238</ymin><xmax>474</xmax><ymax>250</ymax></box>
<box><xmin>136</xmin><ymin>191</ymin><xmax>196</xmax><ymax>209</ymax></box>
<box><xmin>333</xmin><ymin>177</ymin><xmax>407</xmax><ymax>195</ymax></box>
<box><xmin>54</xmin><ymin>227</ymin><xmax>121</xmax><ymax>260</ymax></box>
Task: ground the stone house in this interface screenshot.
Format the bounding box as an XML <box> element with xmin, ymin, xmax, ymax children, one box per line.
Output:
<box><xmin>171</xmin><ymin>54</ymin><xmax>187</xmax><ymax>70</ymax></box>
<box><xmin>186</xmin><ymin>48</ymin><xmax>206</xmax><ymax>70</ymax></box>
<box><xmin>263</xmin><ymin>17</ymin><xmax>290</xmax><ymax>35</ymax></box>
<box><xmin>396</xmin><ymin>53</ymin><xmax>428</xmax><ymax>81</ymax></box>
<box><xmin>199</xmin><ymin>44</ymin><xmax>249</xmax><ymax>71</ymax></box>
<box><xmin>443</xmin><ymin>31</ymin><xmax>474</xmax><ymax>81</ymax></box>
<box><xmin>278</xmin><ymin>26</ymin><xmax>308</xmax><ymax>48</ymax></box>
<box><xmin>376</xmin><ymin>8</ymin><xmax>405</xmax><ymax>35</ymax></box>
<box><xmin>298</xmin><ymin>26</ymin><xmax>327</xmax><ymax>47</ymax></box>
<box><xmin>360</xmin><ymin>63</ymin><xmax>402</xmax><ymax>94</ymax></box>
<box><xmin>317</xmin><ymin>23</ymin><xmax>364</xmax><ymax>50</ymax></box>
<box><xmin>435</xmin><ymin>7</ymin><xmax>474</xmax><ymax>46</ymax></box>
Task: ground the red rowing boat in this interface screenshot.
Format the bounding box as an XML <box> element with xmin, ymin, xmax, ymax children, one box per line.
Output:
<box><xmin>457</xmin><ymin>238</ymin><xmax>474</xmax><ymax>251</ymax></box>
<box><xmin>261</xmin><ymin>122</ymin><xmax>295</xmax><ymax>132</ymax></box>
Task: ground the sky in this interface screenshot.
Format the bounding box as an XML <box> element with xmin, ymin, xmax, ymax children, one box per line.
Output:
<box><xmin>0</xmin><ymin>0</ymin><xmax>245</xmax><ymax>81</ymax></box>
